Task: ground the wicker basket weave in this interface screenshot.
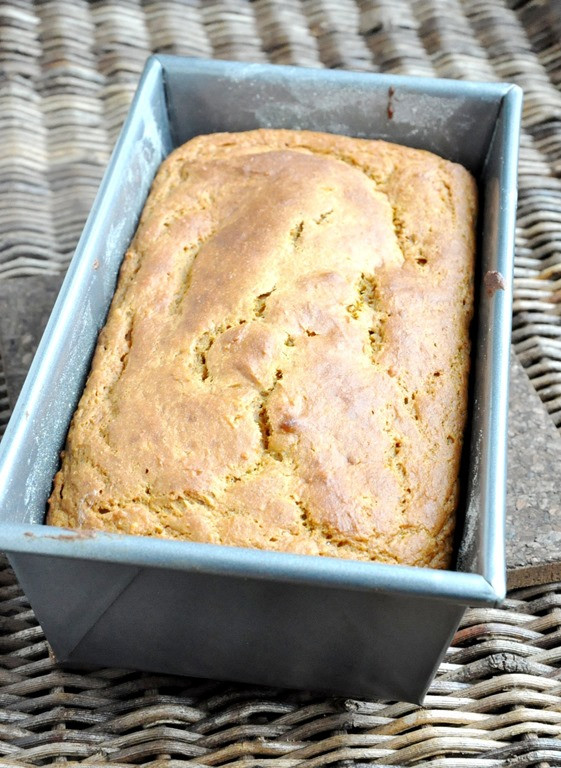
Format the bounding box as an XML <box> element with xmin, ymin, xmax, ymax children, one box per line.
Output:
<box><xmin>1</xmin><ymin>1</ymin><xmax>561</xmax><ymax>764</ymax></box>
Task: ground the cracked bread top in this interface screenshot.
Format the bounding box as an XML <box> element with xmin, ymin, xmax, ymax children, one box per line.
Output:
<box><xmin>47</xmin><ymin>129</ymin><xmax>477</xmax><ymax>569</ymax></box>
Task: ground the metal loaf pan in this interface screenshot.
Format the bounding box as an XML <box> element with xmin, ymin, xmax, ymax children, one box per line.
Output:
<box><xmin>0</xmin><ymin>56</ymin><xmax>522</xmax><ymax>703</ymax></box>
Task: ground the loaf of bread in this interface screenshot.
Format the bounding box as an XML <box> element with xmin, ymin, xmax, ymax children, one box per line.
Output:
<box><xmin>47</xmin><ymin>129</ymin><xmax>476</xmax><ymax>569</ymax></box>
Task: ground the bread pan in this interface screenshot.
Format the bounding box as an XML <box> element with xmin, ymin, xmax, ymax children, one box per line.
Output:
<box><xmin>0</xmin><ymin>56</ymin><xmax>522</xmax><ymax>703</ymax></box>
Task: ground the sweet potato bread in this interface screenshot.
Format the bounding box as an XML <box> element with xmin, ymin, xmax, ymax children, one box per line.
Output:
<box><xmin>47</xmin><ymin>129</ymin><xmax>476</xmax><ymax>569</ymax></box>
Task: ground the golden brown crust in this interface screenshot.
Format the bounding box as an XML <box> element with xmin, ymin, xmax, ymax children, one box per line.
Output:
<box><xmin>47</xmin><ymin>129</ymin><xmax>477</xmax><ymax>569</ymax></box>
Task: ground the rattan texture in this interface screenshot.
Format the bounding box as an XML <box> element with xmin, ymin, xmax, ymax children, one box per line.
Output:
<box><xmin>1</xmin><ymin>0</ymin><xmax>561</xmax><ymax>765</ymax></box>
<box><xmin>0</xmin><ymin>0</ymin><xmax>560</xmax><ymax>432</ymax></box>
<box><xmin>3</xmin><ymin>554</ymin><xmax>561</xmax><ymax>767</ymax></box>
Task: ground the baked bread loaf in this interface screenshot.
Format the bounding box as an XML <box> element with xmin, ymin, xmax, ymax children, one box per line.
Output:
<box><xmin>47</xmin><ymin>129</ymin><xmax>476</xmax><ymax>569</ymax></box>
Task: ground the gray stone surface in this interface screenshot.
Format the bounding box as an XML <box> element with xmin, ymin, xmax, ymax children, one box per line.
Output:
<box><xmin>506</xmin><ymin>352</ymin><xmax>561</xmax><ymax>588</ymax></box>
<box><xmin>0</xmin><ymin>275</ymin><xmax>63</xmax><ymax>405</ymax></box>
<box><xmin>1</xmin><ymin>276</ymin><xmax>560</xmax><ymax>588</ymax></box>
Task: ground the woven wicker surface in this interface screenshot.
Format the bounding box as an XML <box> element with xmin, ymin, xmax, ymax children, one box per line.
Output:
<box><xmin>1</xmin><ymin>0</ymin><xmax>561</xmax><ymax>765</ymax></box>
<box><xmin>3</xmin><ymin>554</ymin><xmax>561</xmax><ymax>767</ymax></box>
<box><xmin>0</xmin><ymin>0</ymin><xmax>560</xmax><ymax>432</ymax></box>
